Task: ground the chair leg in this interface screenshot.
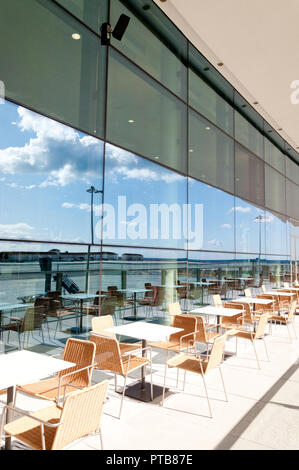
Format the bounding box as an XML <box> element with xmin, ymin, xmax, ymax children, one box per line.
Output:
<box><xmin>98</xmin><ymin>428</ymin><xmax>104</xmax><ymax>450</ymax></box>
<box><xmin>262</xmin><ymin>337</ymin><xmax>270</xmax><ymax>361</ymax></box>
<box><xmin>252</xmin><ymin>340</ymin><xmax>261</xmax><ymax>369</ymax></box>
<box><xmin>286</xmin><ymin>323</ymin><xmax>292</xmax><ymax>342</ymax></box>
<box><xmin>114</xmin><ymin>374</ymin><xmax>118</xmax><ymax>392</ymax></box>
<box><xmin>119</xmin><ymin>373</ymin><xmax>128</xmax><ymax>419</ymax></box>
<box><xmin>183</xmin><ymin>370</ymin><xmax>187</xmax><ymax>391</ymax></box>
<box><xmin>292</xmin><ymin>320</ymin><xmax>297</xmax><ymax>339</ymax></box>
<box><xmin>176</xmin><ymin>368</ymin><xmax>180</xmax><ymax>389</ymax></box>
<box><xmin>161</xmin><ymin>363</ymin><xmax>168</xmax><ymax>406</ymax></box>
<box><xmin>201</xmin><ymin>374</ymin><xmax>212</xmax><ymax>418</ymax></box>
<box><xmin>219</xmin><ymin>366</ymin><xmax>228</xmax><ymax>402</ymax></box>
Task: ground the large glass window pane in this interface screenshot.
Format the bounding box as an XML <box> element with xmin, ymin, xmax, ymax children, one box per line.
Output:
<box><xmin>0</xmin><ymin>241</ymin><xmax>101</xmax><ymax>353</ymax></box>
<box><xmin>107</xmin><ymin>48</ymin><xmax>187</xmax><ymax>174</ymax></box>
<box><xmin>0</xmin><ymin>100</ymin><xmax>103</xmax><ymax>243</ymax></box>
<box><xmin>235</xmin><ymin>144</ymin><xmax>265</xmax><ymax>206</ymax></box>
<box><xmin>56</xmin><ymin>0</ymin><xmax>108</xmax><ymax>33</ymax></box>
<box><xmin>188</xmin><ymin>178</ymin><xmax>235</xmax><ymax>252</ymax></box>
<box><xmin>235</xmin><ymin>111</ymin><xmax>264</xmax><ymax>158</ymax></box>
<box><xmin>265</xmin><ymin>210</ymin><xmax>288</xmax><ymax>255</ymax></box>
<box><xmin>264</xmin><ymin>138</ymin><xmax>285</xmax><ymax>173</ymax></box>
<box><xmin>265</xmin><ymin>165</ymin><xmax>286</xmax><ymax>215</ymax></box>
<box><xmin>0</xmin><ymin>0</ymin><xmax>106</xmax><ymax>138</ymax></box>
<box><xmin>189</xmin><ymin>110</ymin><xmax>234</xmax><ymax>193</ymax></box>
<box><xmin>286</xmin><ymin>180</ymin><xmax>299</xmax><ymax>220</ymax></box>
<box><xmin>110</xmin><ymin>0</ymin><xmax>187</xmax><ymax>100</ymax></box>
<box><xmin>262</xmin><ymin>255</ymin><xmax>290</xmax><ymax>288</ymax></box>
<box><xmin>103</xmin><ymin>143</ymin><xmax>187</xmax><ymax>249</ymax></box>
<box><xmin>235</xmin><ymin>198</ymin><xmax>266</xmax><ymax>254</ymax></box>
<box><xmin>189</xmin><ymin>71</ymin><xmax>233</xmax><ymax>136</ymax></box>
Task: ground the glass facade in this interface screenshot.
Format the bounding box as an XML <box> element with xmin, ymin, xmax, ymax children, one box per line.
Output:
<box><xmin>0</xmin><ymin>0</ymin><xmax>298</xmax><ymax>355</ymax></box>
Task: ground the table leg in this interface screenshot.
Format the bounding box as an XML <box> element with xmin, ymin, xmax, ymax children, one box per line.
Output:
<box><xmin>4</xmin><ymin>386</ymin><xmax>14</xmax><ymax>450</ymax></box>
<box><xmin>133</xmin><ymin>293</ymin><xmax>137</xmax><ymax>318</ymax></box>
<box><xmin>141</xmin><ymin>339</ymin><xmax>146</xmax><ymax>390</ymax></box>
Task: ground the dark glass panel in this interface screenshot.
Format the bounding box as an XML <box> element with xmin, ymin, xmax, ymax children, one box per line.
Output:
<box><xmin>56</xmin><ymin>0</ymin><xmax>108</xmax><ymax>34</ymax></box>
<box><xmin>111</xmin><ymin>0</ymin><xmax>187</xmax><ymax>100</ymax></box>
<box><xmin>235</xmin><ymin>111</ymin><xmax>264</xmax><ymax>159</ymax></box>
<box><xmin>235</xmin><ymin>197</ymin><xmax>266</xmax><ymax>254</ymax></box>
<box><xmin>107</xmin><ymin>48</ymin><xmax>187</xmax><ymax>174</ymax></box>
<box><xmin>265</xmin><ymin>165</ymin><xmax>286</xmax><ymax>215</ymax></box>
<box><xmin>264</xmin><ymin>138</ymin><xmax>285</xmax><ymax>174</ymax></box>
<box><xmin>0</xmin><ymin>0</ymin><xmax>106</xmax><ymax>138</ymax></box>
<box><xmin>189</xmin><ymin>110</ymin><xmax>234</xmax><ymax>193</ymax></box>
<box><xmin>235</xmin><ymin>144</ymin><xmax>265</xmax><ymax>206</ymax></box>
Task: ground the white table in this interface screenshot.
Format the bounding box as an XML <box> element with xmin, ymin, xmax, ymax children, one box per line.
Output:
<box><xmin>232</xmin><ymin>297</ymin><xmax>274</xmax><ymax>305</ymax></box>
<box><xmin>105</xmin><ymin>322</ymin><xmax>183</xmax><ymax>402</ymax></box>
<box><xmin>0</xmin><ymin>350</ymin><xmax>74</xmax><ymax>450</ymax></box>
<box><xmin>263</xmin><ymin>291</ymin><xmax>295</xmax><ymax>297</ymax></box>
<box><xmin>191</xmin><ymin>306</ymin><xmax>244</xmax><ymax>328</ymax></box>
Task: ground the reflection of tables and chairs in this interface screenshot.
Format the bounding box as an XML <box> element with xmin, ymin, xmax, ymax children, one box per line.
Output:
<box><xmin>0</xmin><ymin>303</ymin><xmax>33</xmax><ymax>343</ymax></box>
<box><xmin>118</xmin><ymin>288</ymin><xmax>148</xmax><ymax>321</ymax></box>
<box><xmin>0</xmin><ymin>349</ymin><xmax>75</xmax><ymax>450</ymax></box>
<box><xmin>101</xmin><ymin>321</ymin><xmax>183</xmax><ymax>405</ymax></box>
<box><xmin>60</xmin><ymin>293</ymin><xmax>103</xmax><ymax>334</ymax></box>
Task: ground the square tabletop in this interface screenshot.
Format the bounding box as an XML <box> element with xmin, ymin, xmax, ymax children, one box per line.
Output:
<box><xmin>61</xmin><ymin>294</ymin><xmax>103</xmax><ymax>300</ymax></box>
<box><xmin>263</xmin><ymin>291</ymin><xmax>294</xmax><ymax>297</ymax></box>
<box><xmin>232</xmin><ymin>297</ymin><xmax>273</xmax><ymax>305</ymax></box>
<box><xmin>190</xmin><ymin>306</ymin><xmax>244</xmax><ymax>317</ymax></box>
<box><xmin>105</xmin><ymin>321</ymin><xmax>183</xmax><ymax>342</ymax></box>
<box><xmin>0</xmin><ymin>350</ymin><xmax>75</xmax><ymax>390</ymax></box>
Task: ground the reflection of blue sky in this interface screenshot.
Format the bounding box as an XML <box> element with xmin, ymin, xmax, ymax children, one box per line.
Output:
<box><xmin>0</xmin><ymin>100</ymin><xmax>103</xmax><ymax>243</ymax></box>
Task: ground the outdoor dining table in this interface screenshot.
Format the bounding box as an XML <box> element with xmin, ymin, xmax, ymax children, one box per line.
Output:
<box><xmin>0</xmin><ymin>350</ymin><xmax>75</xmax><ymax>450</ymax></box>
<box><xmin>263</xmin><ymin>291</ymin><xmax>295</xmax><ymax>298</ymax></box>
<box><xmin>190</xmin><ymin>305</ymin><xmax>245</xmax><ymax>330</ymax></box>
<box><xmin>61</xmin><ymin>293</ymin><xmax>104</xmax><ymax>333</ymax></box>
<box><xmin>105</xmin><ymin>321</ymin><xmax>183</xmax><ymax>402</ymax></box>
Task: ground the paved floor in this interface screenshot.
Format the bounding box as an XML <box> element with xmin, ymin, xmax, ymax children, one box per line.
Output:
<box><xmin>1</xmin><ymin>316</ymin><xmax>299</xmax><ymax>451</ymax></box>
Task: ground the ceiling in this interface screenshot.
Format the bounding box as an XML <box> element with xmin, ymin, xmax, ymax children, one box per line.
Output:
<box><xmin>154</xmin><ymin>0</ymin><xmax>299</xmax><ymax>154</ymax></box>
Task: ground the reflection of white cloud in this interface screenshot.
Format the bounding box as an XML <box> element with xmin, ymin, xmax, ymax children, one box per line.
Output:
<box><xmin>62</xmin><ymin>202</ymin><xmax>101</xmax><ymax>213</ymax></box>
<box><xmin>0</xmin><ymin>106</ymin><xmax>102</xmax><ymax>186</ymax></box>
<box><xmin>106</xmin><ymin>144</ymin><xmax>184</xmax><ymax>184</ymax></box>
<box><xmin>229</xmin><ymin>206</ymin><xmax>251</xmax><ymax>214</ymax></box>
<box><xmin>208</xmin><ymin>239</ymin><xmax>223</xmax><ymax>247</ymax></box>
<box><xmin>0</xmin><ymin>223</ymin><xmax>34</xmax><ymax>238</ymax></box>
<box><xmin>221</xmin><ymin>224</ymin><xmax>232</xmax><ymax>229</ymax></box>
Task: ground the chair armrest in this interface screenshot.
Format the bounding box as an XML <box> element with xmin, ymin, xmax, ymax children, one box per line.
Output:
<box><xmin>8</xmin><ymin>317</ymin><xmax>22</xmax><ymax>322</ymax></box>
<box><xmin>1</xmin><ymin>404</ymin><xmax>63</xmax><ymax>428</ymax></box>
<box><xmin>58</xmin><ymin>363</ymin><xmax>96</xmax><ymax>402</ymax></box>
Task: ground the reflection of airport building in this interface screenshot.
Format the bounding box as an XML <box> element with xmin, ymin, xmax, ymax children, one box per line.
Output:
<box><xmin>121</xmin><ymin>254</ymin><xmax>144</xmax><ymax>261</ymax></box>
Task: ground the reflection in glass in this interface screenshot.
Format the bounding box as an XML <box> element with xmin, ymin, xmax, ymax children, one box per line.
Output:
<box><xmin>103</xmin><ymin>143</ymin><xmax>187</xmax><ymax>249</ymax></box>
<box><xmin>188</xmin><ymin>178</ymin><xmax>235</xmax><ymax>252</ymax></box>
<box><xmin>264</xmin><ymin>138</ymin><xmax>285</xmax><ymax>174</ymax></box>
<box><xmin>0</xmin><ymin>100</ymin><xmax>103</xmax><ymax>243</ymax></box>
<box><xmin>189</xmin><ymin>110</ymin><xmax>234</xmax><ymax>193</ymax></box>
<box><xmin>286</xmin><ymin>180</ymin><xmax>299</xmax><ymax>220</ymax></box>
<box><xmin>107</xmin><ymin>48</ymin><xmax>187</xmax><ymax>174</ymax></box>
<box><xmin>235</xmin><ymin>197</ymin><xmax>265</xmax><ymax>254</ymax></box>
<box><xmin>0</xmin><ymin>242</ymin><xmax>101</xmax><ymax>353</ymax></box>
<box><xmin>265</xmin><ymin>210</ymin><xmax>287</xmax><ymax>255</ymax></box>
<box><xmin>56</xmin><ymin>0</ymin><xmax>108</xmax><ymax>34</ymax></box>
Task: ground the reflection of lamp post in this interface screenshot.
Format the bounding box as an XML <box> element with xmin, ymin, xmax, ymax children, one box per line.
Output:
<box><xmin>254</xmin><ymin>215</ymin><xmax>263</xmax><ymax>259</ymax></box>
<box><xmin>85</xmin><ymin>186</ymin><xmax>101</xmax><ymax>292</ymax></box>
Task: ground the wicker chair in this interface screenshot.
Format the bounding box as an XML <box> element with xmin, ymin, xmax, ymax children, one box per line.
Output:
<box><xmin>17</xmin><ymin>338</ymin><xmax>96</xmax><ymax>404</ymax></box>
<box><xmin>149</xmin><ymin>314</ymin><xmax>197</xmax><ymax>353</ymax></box>
<box><xmin>91</xmin><ymin>315</ymin><xmax>141</xmax><ymax>355</ymax></box>
<box><xmin>244</xmin><ymin>288</ymin><xmax>252</xmax><ymax>297</ymax></box>
<box><xmin>268</xmin><ymin>300</ymin><xmax>297</xmax><ymax>342</ymax></box>
<box><xmin>168</xmin><ymin>302</ymin><xmax>182</xmax><ymax>323</ymax></box>
<box><xmin>233</xmin><ymin>314</ymin><xmax>270</xmax><ymax>369</ymax></box>
<box><xmin>212</xmin><ymin>294</ymin><xmax>223</xmax><ymax>308</ymax></box>
<box><xmin>161</xmin><ymin>334</ymin><xmax>228</xmax><ymax>418</ymax></box>
<box><xmin>1</xmin><ymin>381</ymin><xmax>109</xmax><ymax>450</ymax></box>
<box><xmin>90</xmin><ymin>334</ymin><xmax>152</xmax><ymax>418</ymax></box>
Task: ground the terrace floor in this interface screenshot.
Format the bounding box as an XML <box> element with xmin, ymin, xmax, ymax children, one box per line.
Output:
<box><xmin>1</xmin><ymin>313</ymin><xmax>299</xmax><ymax>451</ymax></box>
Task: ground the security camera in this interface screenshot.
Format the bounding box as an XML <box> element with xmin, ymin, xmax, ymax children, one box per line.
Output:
<box><xmin>101</xmin><ymin>14</ymin><xmax>130</xmax><ymax>46</ymax></box>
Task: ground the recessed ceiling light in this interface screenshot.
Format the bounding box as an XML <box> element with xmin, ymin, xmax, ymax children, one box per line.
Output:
<box><xmin>72</xmin><ymin>33</ymin><xmax>81</xmax><ymax>40</ymax></box>
<box><xmin>128</xmin><ymin>120</ymin><xmax>134</xmax><ymax>123</ymax></box>
<box><xmin>189</xmin><ymin>149</ymin><xmax>194</xmax><ymax>153</ymax></box>
<box><xmin>155</xmin><ymin>156</ymin><xmax>159</xmax><ymax>160</ymax></box>
<box><xmin>278</xmin><ymin>128</ymin><xmax>283</xmax><ymax>131</ymax></box>
<box><xmin>217</xmin><ymin>62</ymin><xmax>224</xmax><ymax>67</ymax></box>
<box><xmin>205</xmin><ymin>126</ymin><xmax>210</xmax><ymax>131</ymax></box>
<box><xmin>253</xmin><ymin>101</ymin><xmax>259</xmax><ymax>105</ymax></box>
